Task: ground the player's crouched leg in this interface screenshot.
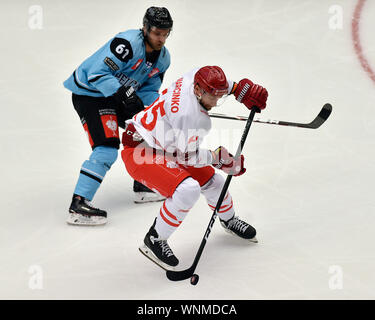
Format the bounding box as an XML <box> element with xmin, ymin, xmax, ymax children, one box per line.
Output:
<box><xmin>201</xmin><ymin>173</ymin><xmax>258</xmax><ymax>242</ymax></box>
<box><xmin>141</xmin><ymin>178</ymin><xmax>201</xmax><ymax>269</ymax></box>
<box><xmin>121</xmin><ymin>144</ymin><xmax>201</xmax><ymax>268</ymax></box>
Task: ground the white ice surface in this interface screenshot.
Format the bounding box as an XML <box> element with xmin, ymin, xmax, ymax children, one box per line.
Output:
<box><xmin>1</xmin><ymin>0</ymin><xmax>375</xmax><ymax>299</ymax></box>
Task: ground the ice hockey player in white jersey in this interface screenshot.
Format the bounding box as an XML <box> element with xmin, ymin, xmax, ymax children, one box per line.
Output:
<box><xmin>121</xmin><ymin>66</ymin><xmax>268</xmax><ymax>269</ymax></box>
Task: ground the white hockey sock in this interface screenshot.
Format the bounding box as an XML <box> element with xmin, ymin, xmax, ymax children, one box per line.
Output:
<box><xmin>201</xmin><ymin>173</ymin><xmax>235</xmax><ymax>222</ymax></box>
<box><xmin>154</xmin><ymin>177</ymin><xmax>201</xmax><ymax>239</ymax></box>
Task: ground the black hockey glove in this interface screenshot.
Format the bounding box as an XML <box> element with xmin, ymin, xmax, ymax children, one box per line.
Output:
<box><xmin>113</xmin><ymin>85</ymin><xmax>144</xmax><ymax>128</ymax></box>
<box><xmin>114</xmin><ymin>85</ymin><xmax>144</xmax><ymax>113</ymax></box>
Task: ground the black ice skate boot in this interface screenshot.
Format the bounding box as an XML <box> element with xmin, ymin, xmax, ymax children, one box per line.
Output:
<box><xmin>67</xmin><ymin>194</ymin><xmax>107</xmax><ymax>226</ymax></box>
<box><xmin>133</xmin><ymin>180</ymin><xmax>165</xmax><ymax>204</ymax></box>
<box><xmin>139</xmin><ymin>220</ymin><xmax>179</xmax><ymax>270</ymax></box>
<box><xmin>220</xmin><ymin>216</ymin><xmax>258</xmax><ymax>243</ymax></box>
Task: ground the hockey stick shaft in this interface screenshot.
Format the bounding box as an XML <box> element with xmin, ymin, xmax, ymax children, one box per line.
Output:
<box><xmin>209</xmin><ymin>103</ymin><xmax>332</xmax><ymax>129</ymax></box>
<box><xmin>166</xmin><ymin>107</ymin><xmax>259</xmax><ymax>282</ymax></box>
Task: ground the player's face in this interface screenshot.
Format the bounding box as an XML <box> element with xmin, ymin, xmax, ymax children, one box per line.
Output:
<box><xmin>199</xmin><ymin>90</ymin><xmax>227</xmax><ymax>111</ymax></box>
<box><xmin>145</xmin><ymin>27</ymin><xmax>170</xmax><ymax>51</ymax></box>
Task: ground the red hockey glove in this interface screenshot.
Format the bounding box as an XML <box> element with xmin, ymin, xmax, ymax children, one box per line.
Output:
<box><xmin>122</xmin><ymin>123</ymin><xmax>144</xmax><ymax>148</ymax></box>
<box><xmin>211</xmin><ymin>146</ymin><xmax>246</xmax><ymax>177</ymax></box>
<box><xmin>234</xmin><ymin>79</ymin><xmax>268</xmax><ymax>112</ymax></box>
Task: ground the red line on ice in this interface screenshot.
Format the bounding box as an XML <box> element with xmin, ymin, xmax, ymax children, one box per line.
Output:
<box><xmin>352</xmin><ymin>0</ymin><xmax>375</xmax><ymax>85</ymax></box>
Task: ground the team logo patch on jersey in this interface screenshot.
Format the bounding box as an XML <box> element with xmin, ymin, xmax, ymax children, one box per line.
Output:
<box><xmin>106</xmin><ymin>119</ymin><xmax>117</xmax><ymax>132</ymax></box>
<box><xmin>148</xmin><ymin>67</ymin><xmax>159</xmax><ymax>78</ymax></box>
<box><xmin>101</xmin><ymin>115</ymin><xmax>118</xmax><ymax>138</ymax></box>
<box><xmin>99</xmin><ymin>109</ymin><xmax>119</xmax><ymax>139</ymax></box>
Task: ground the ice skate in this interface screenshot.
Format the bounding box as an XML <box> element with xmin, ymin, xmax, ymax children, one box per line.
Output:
<box><xmin>133</xmin><ymin>180</ymin><xmax>165</xmax><ymax>203</ymax></box>
<box><xmin>67</xmin><ymin>195</ymin><xmax>107</xmax><ymax>226</ymax></box>
<box><xmin>220</xmin><ymin>216</ymin><xmax>258</xmax><ymax>243</ymax></box>
<box><xmin>139</xmin><ymin>222</ymin><xmax>179</xmax><ymax>270</ymax></box>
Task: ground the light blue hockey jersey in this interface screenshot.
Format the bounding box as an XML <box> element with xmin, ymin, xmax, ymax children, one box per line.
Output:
<box><xmin>63</xmin><ymin>29</ymin><xmax>170</xmax><ymax>106</ymax></box>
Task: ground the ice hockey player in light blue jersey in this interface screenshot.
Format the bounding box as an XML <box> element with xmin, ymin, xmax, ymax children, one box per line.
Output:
<box><xmin>64</xmin><ymin>7</ymin><xmax>173</xmax><ymax>226</ymax></box>
<box><xmin>63</xmin><ymin>28</ymin><xmax>170</xmax><ymax>105</ymax></box>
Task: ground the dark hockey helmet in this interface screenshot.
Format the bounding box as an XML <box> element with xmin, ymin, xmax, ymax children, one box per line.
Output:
<box><xmin>143</xmin><ymin>7</ymin><xmax>173</xmax><ymax>30</ymax></box>
<box><xmin>194</xmin><ymin>66</ymin><xmax>229</xmax><ymax>96</ymax></box>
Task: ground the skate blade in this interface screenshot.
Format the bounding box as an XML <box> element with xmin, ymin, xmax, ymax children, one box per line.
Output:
<box><xmin>249</xmin><ymin>236</ymin><xmax>258</xmax><ymax>243</ymax></box>
<box><xmin>224</xmin><ymin>229</ymin><xmax>258</xmax><ymax>243</ymax></box>
<box><xmin>139</xmin><ymin>244</ymin><xmax>176</xmax><ymax>271</ymax></box>
<box><xmin>66</xmin><ymin>213</ymin><xmax>107</xmax><ymax>226</ymax></box>
<box><xmin>134</xmin><ymin>192</ymin><xmax>166</xmax><ymax>204</ymax></box>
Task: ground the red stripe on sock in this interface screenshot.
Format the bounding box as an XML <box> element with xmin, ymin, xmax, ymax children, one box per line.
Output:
<box><xmin>218</xmin><ymin>201</ymin><xmax>233</xmax><ymax>213</ymax></box>
<box><xmin>208</xmin><ymin>200</ymin><xmax>231</xmax><ymax>211</ymax></box>
<box><xmin>208</xmin><ymin>203</ymin><xmax>228</xmax><ymax>210</ymax></box>
<box><xmin>159</xmin><ymin>209</ymin><xmax>180</xmax><ymax>227</ymax></box>
<box><xmin>179</xmin><ymin>209</ymin><xmax>190</xmax><ymax>213</ymax></box>
<box><xmin>163</xmin><ymin>202</ymin><xmax>180</xmax><ymax>221</ymax></box>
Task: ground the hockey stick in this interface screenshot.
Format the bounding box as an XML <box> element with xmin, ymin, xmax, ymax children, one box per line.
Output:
<box><xmin>209</xmin><ymin>103</ymin><xmax>332</xmax><ymax>129</ymax></box>
<box><xmin>166</xmin><ymin>107</ymin><xmax>259</xmax><ymax>284</ymax></box>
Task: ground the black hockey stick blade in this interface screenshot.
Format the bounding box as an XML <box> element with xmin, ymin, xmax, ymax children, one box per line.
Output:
<box><xmin>276</xmin><ymin>103</ymin><xmax>332</xmax><ymax>129</ymax></box>
<box><xmin>300</xmin><ymin>103</ymin><xmax>332</xmax><ymax>129</ymax></box>
<box><xmin>209</xmin><ymin>103</ymin><xmax>332</xmax><ymax>129</ymax></box>
<box><xmin>166</xmin><ymin>264</ymin><xmax>196</xmax><ymax>281</ymax></box>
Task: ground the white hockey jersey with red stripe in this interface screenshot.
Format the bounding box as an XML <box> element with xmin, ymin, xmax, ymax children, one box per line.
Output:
<box><xmin>126</xmin><ymin>68</ymin><xmax>233</xmax><ymax>166</ymax></box>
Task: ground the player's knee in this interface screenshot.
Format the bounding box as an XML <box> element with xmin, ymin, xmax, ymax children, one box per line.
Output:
<box><xmin>202</xmin><ymin>173</ymin><xmax>224</xmax><ymax>191</ymax></box>
<box><xmin>173</xmin><ymin>178</ymin><xmax>201</xmax><ymax>209</ymax></box>
<box><xmin>90</xmin><ymin>146</ymin><xmax>118</xmax><ymax>169</ymax></box>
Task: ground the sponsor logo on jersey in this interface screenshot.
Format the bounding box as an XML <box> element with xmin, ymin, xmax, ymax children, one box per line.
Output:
<box><xmin>131</xmin><ymin>59</ymin><xmax>143</xmax><ymax>70</ymax></box>
<box><xmin>104</xmin><ymin>57</ymin><xmax>119</xmax><ymax>71</ymax></box>
<box><xmin>148</xmin><ymin>67</ymin><xmax>159</xmax><ymax>78</ymax></box>
<box><xmin>115</xmin><ymin>73</ymin><xmax>141</xmax><ymax>90</ymax></box>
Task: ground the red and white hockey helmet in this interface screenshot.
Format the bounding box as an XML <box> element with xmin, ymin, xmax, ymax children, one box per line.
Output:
<box><xmin>194</xmin><ymin>66</ymin><xmax>228</xmax><ymax>96</ymax></box>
